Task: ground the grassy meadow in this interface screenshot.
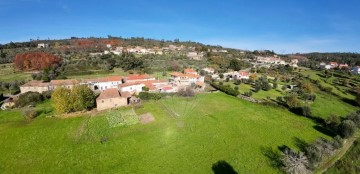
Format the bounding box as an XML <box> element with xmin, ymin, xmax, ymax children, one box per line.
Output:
<box><xmin>0</xmin><ymin>63</ymin><xmax>32</xmax><ymax>82</ymax></box>
<box><xmin>0</xmin><ymin>93</ymin><xmax>329</xmax><ymax>173</ymax></box>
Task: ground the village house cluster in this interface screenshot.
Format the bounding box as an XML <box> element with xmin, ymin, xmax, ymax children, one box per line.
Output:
<box><xmin>255</xmin><ymin>56</ymin><xmax>299</xmax><ymax>68</ymax></box>
<box><xmin>19</xmin><ymin>68</ymin><xmax>205</xmax><ymax>111</ymax></box>
<box><xmin>91</xmin><ymin>44</ymin><xmax>208</xmax><ymax>60</ymax></box>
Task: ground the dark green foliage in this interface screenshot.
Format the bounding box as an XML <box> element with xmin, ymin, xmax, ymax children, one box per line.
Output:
<box><xmin>301</xmin><ymin>106</ymin><xmax>312</xmax><ymax>117</ymax></box>
<box><xmin>347</xmin><ymin>112</ymin><xmax>360</xmax><ymax>128</ymax></box>
<box><xmin>225</xmin><ymin>77</ymin><xmax>230</xmax><ymax>82</ymax></box>
<box><xmin>138</xmin><ymin>92</ymin><xmax>162</xmax><ymax>100</ymax></box>
<box><xmin>234</xmin><ymin>86</ymin><xmax>239</xmax><ymax>91</ymax></box>
<box><xmin>284</xmin><ymin>94</ymin><xmax>300</xmax><ymax>108</ymax></box>
<box><xmin>0</xmin><ymin>93</ymin><xmax>3</xmax><ymax>101</ymax></box>
<box><xmin>325</xmin><ymin>115</ymin><xmax>341</xmax><ymax>131</ymax></box>
<box><xmin>142</xmin><ymin>86</ymin><xmax>150</xmax><ymax>92</ymax></box>
<box><xmin>244</xmin><ymin>91</ymin><xmax>252</xmax><ymax>97</ymax></box>
<box><xmin>15</xmin><ymin>92</ymin><xmax>44</xmax><ymax>107</ymax></box>
<box><xmin>21</xmin><ymin>107</ymin><xmax>39</xmax><ymax>120</ymax></box>
<box><xmin>211</xmin><ymin>82</ymin><xmax>239</xmax><ymax>97</ymax></box>
<box><xmin>339</xmin><ymin>120</ymin><xmax>357</xmax><ymax>138</ymax></box>
<box><xmin>234</xmin><ymin>80</ymin><xmax>241</xmax><ymax>85</ymax></box>
<box><xmin>41</xmin><ymin>91</ymin><xmax>52</xmax><ymax>99</ymax></box>
<box><xmin>332</xmin><ymin>135</ymin><xmax>343</xmax><ymax>149</ymax></box>
<box><xmin>219</xmin><ymin>73</ymin><xmax>224</xmax><ymax>79</ymax></box>
<box><xmin>272</xmin><ymin>82</ymin><xmax>278</xmax><ymax>89</ymax></box>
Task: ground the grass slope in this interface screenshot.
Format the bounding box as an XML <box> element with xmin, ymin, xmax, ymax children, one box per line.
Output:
<box><xmin>0</xmin><ymin>93</ymin><xmax>328</xmax><ymax>173</ymax></box>
<box><xmin>0</xmin><ymin>63</ymin><xmax>31</xmax><ymax>82</ymax></box>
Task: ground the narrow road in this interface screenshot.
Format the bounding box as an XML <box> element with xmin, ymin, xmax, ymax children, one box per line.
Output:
<box><xmin>314</xmin><ymin>133</ymin><xmax>359</xmax><ymax>174</ymax></box>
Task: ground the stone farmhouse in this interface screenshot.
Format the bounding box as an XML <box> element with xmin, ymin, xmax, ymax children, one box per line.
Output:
<box><xmin>96</xmin><ymin>88</ymin><xmax>130</xmax><ymax>111</ymax></box>
<box><xmin>20</xmin><ymin>80</ymin><xmax>50</xmax><ymax>94</ymax></box>
<box><xmin>49</xmin><ymin>79</ymin><xmax>79</xmax><ymax>90</ymax></box>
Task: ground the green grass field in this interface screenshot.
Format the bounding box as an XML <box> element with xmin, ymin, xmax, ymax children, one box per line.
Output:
<box><xmin>0</xmin><ymin>93</ymin><xmax>328</xmax><ymax>173</ymax></box>
<box><xmin>66</xmin><ymin>68</ymin><xmax>130</xmax><ymax>80</ymax></box>
<box><xmin>301</xmin><ymin>70</ymin><xmax>355</xmax><ymax>99</ymax></box>
<box><xmin>310</xmin><ymin>91</ymin><xmax>357</xmax><ymax>119</ymax></box>
<box><xmin>0</xmin><ymin>63</ymin><xmax>32</xmax><ymax>82</ymax></box>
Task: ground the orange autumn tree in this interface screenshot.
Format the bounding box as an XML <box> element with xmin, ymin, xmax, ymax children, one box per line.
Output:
<box><xmin>14</xmin><ymin>52</ymin><xmax>61</xmax><ymax>71</ymax></box>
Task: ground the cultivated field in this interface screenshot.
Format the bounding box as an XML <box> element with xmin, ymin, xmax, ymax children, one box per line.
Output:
<box><xmin>0</xmin><ymin>93</ymin><xmax>328</xmax><ymax>173</ymax></box>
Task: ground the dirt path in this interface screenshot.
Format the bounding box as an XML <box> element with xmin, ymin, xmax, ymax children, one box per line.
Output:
<box><xmin>314</xmin><ymin>133</ymin><xmax>359</xmax><ymax>174</ymax></box>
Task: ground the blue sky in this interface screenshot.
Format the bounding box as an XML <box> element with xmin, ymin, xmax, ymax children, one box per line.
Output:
<box><xmin>1</xmin><ymin>0</ymin><xmax>359</xmax><ymax>53</ymax></box>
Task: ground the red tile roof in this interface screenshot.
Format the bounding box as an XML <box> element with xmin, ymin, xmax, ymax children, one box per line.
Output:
<box><xmin>96</xmin><ymin>88</ymin><xmax>120</xmax><ymax>100</ymax></box>
<box><xmin>185</xmin><ymin>74</ymin><xmax>200</xmax><ymax>78</ymax></box>
<box><xmin>184</xmin><ymin>68</ymin><xmax>196</xmax><ymax>73</ymax></box>
<box><xmin>21</xmin><ymin>80</ymin><xmax>49</xmax><ymax>87</ymax></box>
<box><xmin>120</xmin><ymin>91</ymin><xmax>131</xmax><ymax>98</ymax></box>
<box><xmin>50</xmin><ymin>79</ymin><xmax>78</xmax><ymax>86</ymax></box>
<box><xmin>239</xmin><ymin>72</ymin><xmax>250</xmax><ymax>76</ymax></box>
<box><xmin>126</xmin><ymin>74</ymin><xmax>152</xmax><ymax>81</ymax></box>
<box><xmin>118</xmin><ymin>82</ymin><xmax>144</xmax><ymax>88</ymax></box>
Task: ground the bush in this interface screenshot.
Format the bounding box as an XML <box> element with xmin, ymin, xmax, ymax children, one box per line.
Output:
<box><xmin>301</xmin><ymin>106</ymin><xmax>312</xmax><ymax>117</ymax></box>
<box><xmin>138</xmin><ymin>92</ymin><xmax>162</xmax><ymax>100</ymax></box>
<box><xmin>333</xmin><ymin>135</ymin><xmax>343</xmax><ymax>149</ymax></box>
<box><xmin>234</xmin><ymin>86</ymin><xmax>239</xmax><ymax>91</ymax></box>
<box><xmin>178</xmin><ymin>87</ymin><xmax>195</xmax><ymax>97</ymax></box>
<box><xmin>211</xmin><ymin>82</ymin><xmax>239</xmax><ymax>97</ymax></box>
<box><xmin>284</xmin><ymin>94</ymin><xmax>301</xmax><ymax>108</ymax></box>
<box><xmin>42</xmin><ymin>91</ymin><xmax>52</xmax><ymax>99</ymax></box>
<box><xmin>273</xmin><ymin>82</ymin><xmax>278</xmax><ymax>89</ymax></box>
<box><xmin>21</xmin><ymin>107</ymin><xmax>39</xmax><ymax>120</ymax></box>
<box><xmin>15</xmin><ymin>92</ymin><xmax>43</xmax><ymax>107</ymax></box>
<box><xmin>339</xmin><ymin>120</ymin><xmax>357</xmax><ymax>138</ymax></box>
<box><xmin>234</xmin><ymin>80</ymin><xmax>241</xmax><ymax>85</ymax></box>
<box><xmin>347</xmin><ymin>112</ymin><xmax>360</xmax><ymax>128</ymax></box>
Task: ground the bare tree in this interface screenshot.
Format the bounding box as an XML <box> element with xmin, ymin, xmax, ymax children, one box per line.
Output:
<box><xmin>282</xmin><ymin>149</ymin><xmax>310</xmax><ymax>174</ymax></box>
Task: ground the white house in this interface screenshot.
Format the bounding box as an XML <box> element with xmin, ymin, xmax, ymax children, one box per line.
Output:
<box><xmin>83</xmin><ymin>76</ymin><xmax>123</xmax><ymax>91</ymax></box>
<box><xmin>325</xmin><ymin>65</ymin><xmax>332</xmax><ymax>70</ymax></box>
<box><xmin>202</xmin><ymin>67</ymin><xmax>215</xmax><ymax>74</ymax></box>
<box><xmin>119</xmin><ymin>82</ymin><xmax>145</xmax><ymax>94</ymax></box>
<box><xmin>37</xmin><ymin>43</ymin><xmax>49</xmax><ymax>48</ymax></box>
<box><xmin>170</xmin><ymin>72</ymin><xmax>204</xmax><ymax>86</ymax></box>
<box><xmin>352</xmin><ymin>66</ymin><xmax>360</xmax><ymax>74</ymax></box>
<box><xmin>236</xmin><ymin>71</ymin><xmax>250</xmax><ymax>80</ymax></box>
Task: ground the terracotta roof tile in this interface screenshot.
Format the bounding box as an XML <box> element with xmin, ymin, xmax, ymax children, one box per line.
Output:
<box><xmin>21</xmin><ymin>80</ymin><xmax>49</xmax><ymax>87</ymax></box>
<box><xmin>50</xmin><ymin>79</ymin><xmax>78</xmax><ymax>86</ymax></box>
<box><xmin>96</xmin><ymin>88</ymin><xmax>120</xmax><ymax>100</ymax></box>
<box><xmin>126</xmin><ymin>74</ymin><xmax>153</xmax><ymax>81</ymax></box>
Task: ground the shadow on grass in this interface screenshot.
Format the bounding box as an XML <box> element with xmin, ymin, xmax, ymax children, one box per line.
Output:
<box><xmin>313</xmin><ymin>125</ymin><xmax>337</xmax><ymax>137</ymax></box>
<box><xmin>341</xmin><ymin>97</ymin><xmax>358</xmax><ymax>107</ymax></box>
<box><xmin>260</xmin><ymin>146</ymin><xmax>285</xmax><ymax>172</ymax></box>
<box><xmin>293</xmin><ymin>137</ymin><xmax>309</xmax><ymax>152</ymax></box>
<box><xmin>212</xmin><ymin>160</ymin><xmax>238</xmax><ymax>174</ymax></box>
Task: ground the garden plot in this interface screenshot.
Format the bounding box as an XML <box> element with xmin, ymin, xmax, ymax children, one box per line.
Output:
<box><xmin>106</xmin><ymin>108</ymin><xmax>139</xmax><ymax>127</ymax></box>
